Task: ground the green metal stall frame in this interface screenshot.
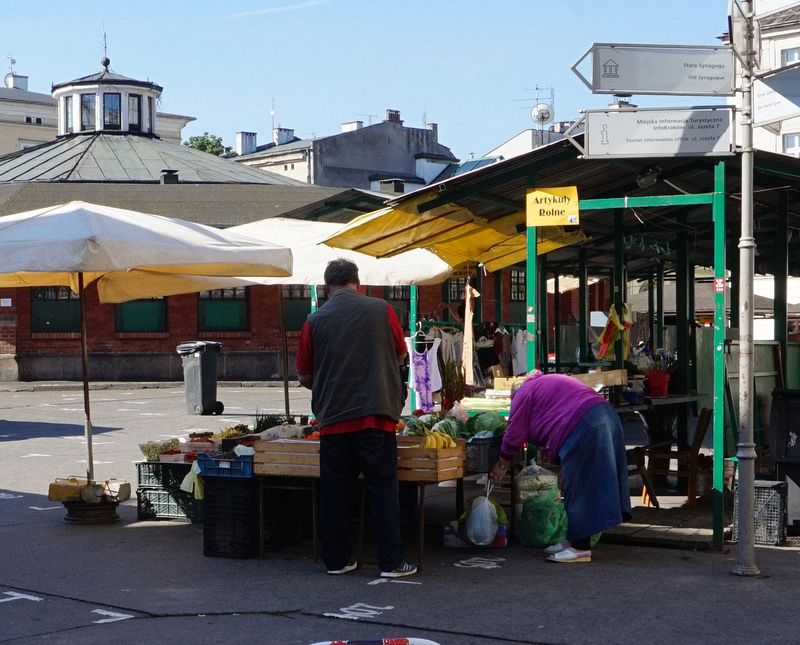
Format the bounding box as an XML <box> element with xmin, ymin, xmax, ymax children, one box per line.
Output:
<box><xmin>525</xmin><ymin>161</ymin><xmax>727</xmax><ymax>547</ymax></box>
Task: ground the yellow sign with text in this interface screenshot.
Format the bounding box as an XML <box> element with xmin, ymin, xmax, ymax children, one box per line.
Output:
<box><xmin>526</xmin><ymin>186</ymin><xmax>579</xmax><ymax>227</ymax></box>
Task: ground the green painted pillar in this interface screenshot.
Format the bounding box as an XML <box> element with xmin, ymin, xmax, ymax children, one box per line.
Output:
<box><xmin>526</xmin><ymin>177</ymin><xmax>537</xmax><ymax>373</ymax></box>
<box><xmin>712</xmin><ymin>161</ymin><xmax>726</xmax><ymax>549</ymax></box>
<box><xmin>310</xmin><ymin>284</ymin><xmax>318</xmax><ymax>313</ymax></box>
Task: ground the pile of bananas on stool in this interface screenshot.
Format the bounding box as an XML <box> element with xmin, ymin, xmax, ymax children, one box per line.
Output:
<box><xmin>420</xmin><ymin>429</ymin><xmax>457</xmax><ymax>449</ymax></box>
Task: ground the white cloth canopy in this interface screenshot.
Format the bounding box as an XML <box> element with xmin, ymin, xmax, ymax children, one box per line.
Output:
<box><xmin>94</xmin><ymin>217</ymin><xmax>454</xmax><ymax>301</ymax></box>
<box><xmin>229</xmin><ymin>218</ymin><xmax>453</xmax><ymax>286</ymax></box>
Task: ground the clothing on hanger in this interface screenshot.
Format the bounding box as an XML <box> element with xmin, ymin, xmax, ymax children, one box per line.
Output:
<box><xmin>404</xmin><ymin>336</ymin><xmax>442</xmax><ymax>412</ymax></box>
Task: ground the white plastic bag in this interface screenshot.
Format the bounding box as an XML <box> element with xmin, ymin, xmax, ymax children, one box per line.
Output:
<box><xmin>465</xmin><ymin>481</ymin><xmax>499</xmax><ymax>546</ymax></box>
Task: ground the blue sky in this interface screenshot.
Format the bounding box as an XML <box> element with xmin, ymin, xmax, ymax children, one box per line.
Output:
<box><xmin>4</xmin><ymin>0</ymin><xmax>729</xmax><ymax>160</ymax></box>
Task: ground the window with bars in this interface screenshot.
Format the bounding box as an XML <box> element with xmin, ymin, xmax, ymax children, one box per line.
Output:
<box><xmin>103</xmin><ymin>93</ymin><xmax>121</xmax><ymax>130</ymax></box>
<box><xmin>31</xmin><ymin>287</ymin><xmax>80</xmax><ymax>332</ymax></box>
<box><xmin>199</xmin><ymin>287</ymin><xmax>248</xmax><ymax>331</ymax></box>
<box><xmin>116</xmin><ymin>298</ymin><xmax>166</xmax><ymax>332</ymax></box>
<box><xmin>510</xmin><ymin>269</ymin><xmax>526</xmax><ymax>301</ymax></box>
<box><xmin>448</xmin><ymin>278</ymin><xmax>467</xmax><ymax>302</ymax></box>
<box><xmin>281</xmin><ymin>285</ymin><xmax>326</xmax><ymax>330</ymax></box>
<box><xmin>386</xmin><ymin>286</ymin><xmax>411</xmax><ymax>329</ymax></box>
<box><xmin>387</xmin><ymin>286</ymin><xmax>410</xmax><ymax>300</ymax></box>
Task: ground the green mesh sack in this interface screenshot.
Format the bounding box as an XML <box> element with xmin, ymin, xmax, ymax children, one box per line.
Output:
<box><xmin>518</xmin><ymin>486</ymin><xmax>567</xmax><ymax>548</ymax></box>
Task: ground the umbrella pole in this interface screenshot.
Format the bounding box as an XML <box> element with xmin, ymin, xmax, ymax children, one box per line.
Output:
<box><xmin>277</xmin><ymin>286</ymin><xmax>291</xmax><ymax>419</ymax></box>
<box><xmin>78</xmin><ymin>272</ymin><xmax>94</xmax><ymax>484</ymax></box>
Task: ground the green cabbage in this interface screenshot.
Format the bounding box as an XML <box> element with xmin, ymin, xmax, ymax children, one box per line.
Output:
<box><xmin>465</xmin><ymin>411</ymin><xmax>506</xmax><ymax>437</ymax></box>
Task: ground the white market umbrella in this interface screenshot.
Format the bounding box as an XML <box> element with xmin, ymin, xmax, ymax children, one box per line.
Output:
<box><xmin>0</xmin><ymin>201</ymin><xmax>293</xmax><ymax>482</ymax></box>
<box><xmin>96</xmin><ymin>217</ymin><xmax>455</xmax><ymax>302</ymax></box>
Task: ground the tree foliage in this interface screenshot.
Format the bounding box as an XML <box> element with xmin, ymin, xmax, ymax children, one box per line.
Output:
<box><xmin>183</xmin><ymin>132</ymin><xmax>232</xmax><ymax>156</ymax></box>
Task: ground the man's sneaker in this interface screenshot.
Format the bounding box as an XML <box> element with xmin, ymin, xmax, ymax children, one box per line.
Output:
<box><xmin>546</xmin><ymin>547</ymin><xmax>591</xmax><ymax>563</ymax></box>
<box><xmin>327</xmin><ymin>560</ymin><xmax>358</xmax><ymax>575</ymax></box>
<box><xmin>380</xmin><ymin>560</ymin><xmax>418</xmax><ymax>578</ymax></box>
<box><xmin>543</xmin><ymin>541</ymin><xmax>569</xmax><ymax>555</ymax></box>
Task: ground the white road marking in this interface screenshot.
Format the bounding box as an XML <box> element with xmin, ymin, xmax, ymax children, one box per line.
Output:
<box><xmin>21</xmin><ymin>454</ymin><xmax>51</xmax><ymax>458</ymax></box>
<box><xmin>91</xmin><ymin>609</ymin><xmax>134</xmax><ymax>623</ymax></box>
<box><xmin>140</xmin><ymin>413</ymin><xmax>167</xmax><ymax>417</ymax></box>
<box><xmin>0</xmin><ymin>434</ymin><xmax>16</xmax><ymax>438</ymax></box>
<box><xmin>59</xmin><ymin>408</ymin><xmax>84</xmax><ymax>412</ymax></box>
<box><xmin>76</xmin><ymin>460</ymin><xmax>114</xmax><ymax>465</ymax></box>
<box><xmin>453</xmin><ymin>556</ymin><xmax>506</xmax><ymax>569</ymax></box>
<box><xmin>323</xmin><ymin>602</ymin><xmax>394</xmax><ymax>620</ymax></box>
<box><xmin>367</xmin><ymin>579</ymin><xmax>422</xmax><ymax>585</ymax></box>
<box><xmin>0</xmin><ymin>493</ymin><xmax>23</xmax><ymax>499</ymax></box>
<box><xmin>29</xmin><ymin>506</ymin><xmax>62</xmax><ymax>511</ymax></box>
<box><xmin>0</xmin><ymin>592</ymin><xmax>42</xmax><ymax>603</ymax></box>
<box><xmin>116</xmin><ymin>408</ymin><xmax>140</xmax><ymax>412</ymax></box>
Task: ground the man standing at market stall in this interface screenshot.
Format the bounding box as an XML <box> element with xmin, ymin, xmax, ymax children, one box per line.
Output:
<box><xmin>296</xmin><ymin>258</ymin><xmax>417</xmax><ymax>578</ymax></box>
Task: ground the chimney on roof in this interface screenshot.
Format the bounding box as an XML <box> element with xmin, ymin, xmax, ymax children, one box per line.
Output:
<box><xmin>426</xmin><ymin>122</ymin><xmax>438</xmax><ymax>140</ymax></box>
<box><xmin>273</xmin><ymin>127</ymin><xmax>294</xmax><ymax>146</ymax></box>
<box><xmin>341</xmin><ymin>120</ymin><xmax>363</xmax><ymax>133</ymax></box>
<box><xmin>160</xmin><ymin>169</ymin><xmax>179</xmax><ymax>184</ymax></box>
<box><xmin>234</xmin><ymin>131</ymin><xmax>257</xmax><ymax>155</ymax></box>
<box><xmin>4</xmin><ymin>72</ymin><xmax>28</xmax><ymax>91</ymax></box>
<box><xmin>385</xmin><ymin>109</ymin><xmax>402</xmax><ymax>124</ymax></box>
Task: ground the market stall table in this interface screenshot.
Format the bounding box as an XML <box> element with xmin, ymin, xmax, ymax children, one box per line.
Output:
<box><xmin>253</xmin><ymin>437</ymin><xmax>466</xmax><ymax>567</ymax></box>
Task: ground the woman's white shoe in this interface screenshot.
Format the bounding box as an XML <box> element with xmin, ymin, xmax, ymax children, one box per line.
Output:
<box><xmin>543</xmin><ymin>541</ymin><xmax>568</xmax><ymax>555</ymax></box>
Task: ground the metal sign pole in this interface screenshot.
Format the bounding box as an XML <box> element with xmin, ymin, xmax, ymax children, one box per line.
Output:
<box><xmin>733</xmin><ymin>0</ymin><xmax>759</xmax><ymax>577</ymax></box>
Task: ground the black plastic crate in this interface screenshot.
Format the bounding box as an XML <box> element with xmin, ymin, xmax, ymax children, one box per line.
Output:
<box><xmin>136</xmin><ymin>461</ymin><xmax>191</xmax><ymax>489</ymax></box>
<box><xmin>137</xmin><ymin>487</ymin><xmax>203</xmax><ymax>522</ymax></box>
<box><xmin>203</xmin><ymin>477</ymin><xmax>259</xmax><ymax>558</ymax></box>
<box><xmin>260</xmin><ymin>477</ymin><xmax>315</xmax><ymax>549</ymax></box>
<box><xmin>465</xmin><ymin>435</ymin><xmax>502</xmax><ymax>474</ymax></box>
<box><xmin>733</xmin><ymin>480</ymin><xmax>787</xmax><ymax>545</ymax></box>
<box><xmin>769</xmin><ymin>389</ymin><xmax>800</xmax><ymax>462</ymax></box>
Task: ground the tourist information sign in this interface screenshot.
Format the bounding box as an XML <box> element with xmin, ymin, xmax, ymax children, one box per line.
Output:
<box><xmin>565</xmin><ymin>106</ymin><xmax>735</xmax><ymax>159</ymax></box>
<box><xmin>571</xmin><ymin>43</ymin><xmax>735</xmax><ymax>96</ymax></box>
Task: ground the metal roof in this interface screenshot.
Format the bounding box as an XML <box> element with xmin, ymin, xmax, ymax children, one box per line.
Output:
<box><xmin>0</xmin><ymin>182</ymin><xmax>348</xmax><ymax>227</ymax></box>
<box><xmin>383</xmin><ymin>135</ymin><xmax>800</xmax><ymax>279</ymax></box>
<box><xmin>0</xmin><ymin>87</ymin><xmax>54</xmax><ymax>106</ymax></box>
<box><xmin>0</xmin><ymin>132</ymin><xmax>308</xmax><ymax>185</ymax></box>
<box><xmin>51</xmin><ymin>67</ymin><xmax>162</xmax><ymax>92</ymax></box>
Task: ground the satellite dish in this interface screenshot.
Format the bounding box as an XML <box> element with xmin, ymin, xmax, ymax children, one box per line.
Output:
<box><xmin>531</xmin><ymin>102</ymin><xmax>553</xmax><ymax>126</ymax></box>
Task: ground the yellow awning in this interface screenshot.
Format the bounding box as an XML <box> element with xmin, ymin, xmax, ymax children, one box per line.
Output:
<box><xmin>324</xmin><ymin>194</ymin><xmax>587</xmax><ymax>272</ymax></box>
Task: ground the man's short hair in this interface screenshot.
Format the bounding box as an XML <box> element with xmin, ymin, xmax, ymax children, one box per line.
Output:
<box><xmin>324</xmin><ymin>258</ymin><xmax>360</xmax><ymax>287</ymax></box>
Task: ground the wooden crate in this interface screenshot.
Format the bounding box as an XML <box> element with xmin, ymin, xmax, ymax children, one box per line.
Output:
<box><xmin>396</xmin><ymin>437</ymin><xmax>465</xmax><ymax>482</ymax></box>
<box><xmin>569</xmin><ymin>368</ymin><xmax>628</xmax><ymax>388</ymax></box>
<box><xmin>254</xmin><ymin>436</ymin><xmax>466</xmax><ymax>482</ymax></box>
<box><xmin>254</xmin><ymin>438</ymin><xmax>320</xmax><ymax>477</ymax></box>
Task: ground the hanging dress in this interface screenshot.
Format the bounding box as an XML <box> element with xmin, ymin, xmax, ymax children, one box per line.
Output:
<box><xmin>404</xmin><ymin>337</ymin><xmax>442</xmax><ymax>412</ymax></box>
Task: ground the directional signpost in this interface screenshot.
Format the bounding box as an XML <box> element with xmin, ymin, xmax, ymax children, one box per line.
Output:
<box><xmin>569</xmin><ymin>31</ymin><xmax>757</xmax><ymax>575</ymax></box>
<box><xmin>571</xmin><ymin>43</ymin><xmax>735</xmax><ymax>96</ymax></box>
<box><xmin>567</xmin><ymin>106</ymin><xmax>735</xmax><ymax>159</ymax></box>
<box><xmin>753</xmin><ymin>62</ymin><xmax>800</xmax><ymax>126</ymax></box>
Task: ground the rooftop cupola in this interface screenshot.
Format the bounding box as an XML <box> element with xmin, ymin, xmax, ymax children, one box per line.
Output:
<box><xmin>51</xmin><ymin>58</ymin><xmax>164</xmax><ymax>137</ymax></box>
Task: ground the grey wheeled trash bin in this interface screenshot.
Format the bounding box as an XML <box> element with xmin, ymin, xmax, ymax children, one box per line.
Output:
<box><xmin>176</xmin><ymin>341</ymin><xmax>224</xmax><ymax>415</ymax></box>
